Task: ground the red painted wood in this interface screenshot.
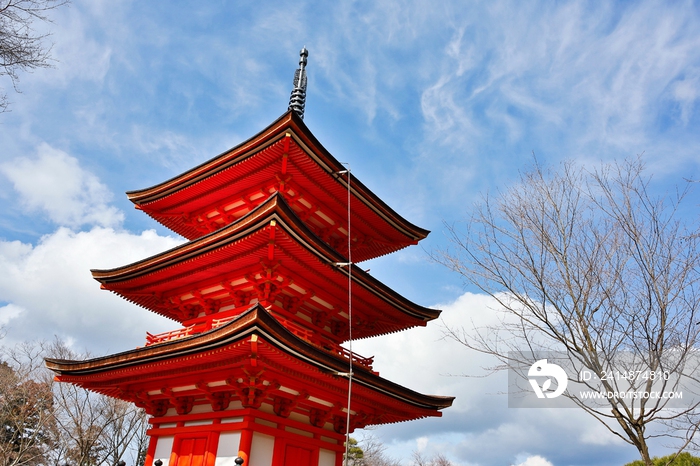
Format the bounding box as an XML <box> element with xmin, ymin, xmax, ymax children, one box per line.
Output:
<box><xmin>238</xmin><ymin>426</ymin><xmax>253</xmax><ymax>464</ymax></box>
<box><xmin>144</xmin><ymin>434</ymin><xmax>158</xmax><ymax>466</ymax></box>
<box><xmin>205</xmin><ymin>432</ymin><xmax>220</xmax><ymax>466</ymax></box>
<box><xmin>284</xmin><ymin>445</ymin><xmax>313</xmax><ymax>465</ymax></box>
<box><xmin>175</xmin><ymin>436</ymin><xmax>207</xmax><ymax>466</ymax></box>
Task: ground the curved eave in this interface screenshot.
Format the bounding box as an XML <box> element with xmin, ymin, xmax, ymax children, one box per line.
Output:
<box><xmin>92</xmin><ymin>193</ymin><xmax>440</xmax><ymax>326</ymax></box>
<box><xmin>126</xmin><ymin>110</ymin><xmax>429</xmax><ymax>245</ymax></box>
<box><xmin>45</xmin><ymin>304</ymin><xmax>454</xmax><ymax>412</ymax></box>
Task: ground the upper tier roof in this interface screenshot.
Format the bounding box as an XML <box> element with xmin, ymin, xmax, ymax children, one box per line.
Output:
<box><xmin>126</xmin><ymin>110</ymin><xmax>429</xmax><ymax>262</ymax></box>
<box><xmin>91</xmin><ymin>193</ymin><xmax>440</xmax><ymax>342</ymax></box>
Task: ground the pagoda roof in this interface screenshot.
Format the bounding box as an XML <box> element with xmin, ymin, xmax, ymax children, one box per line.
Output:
<box><xmin>91</xmin><ymin>193</ymin><xmax>440</xmax><ymax>341</ymax></box>
<box><xmin>46</xmin><ymin>304</ymin><xmax>454</xmax><ymax>428</ymax></box>
<box><xmin>125</xmin><ymin>110</ymin><xmax>428</xmax><ymax>262</ymax></box>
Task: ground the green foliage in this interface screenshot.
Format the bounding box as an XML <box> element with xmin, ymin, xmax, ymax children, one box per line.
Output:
<box><xmin>624</xmin><ymin>452</ymin><xmax>700</xmax><ymax>466</ymax></box>
<box><xmin>344</xmin><ymin>437</ymin><xmax>364</xmax><ymax>465</ymax></box>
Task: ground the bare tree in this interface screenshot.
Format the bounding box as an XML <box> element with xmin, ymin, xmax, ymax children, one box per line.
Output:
<box><xmin>434</xmin><ymin>157</ymin><xmax>700</xmax><ymax>466</ymax></box>
<box><xmin>349</xmin><ymin>434</ymin><xmax>402</xmax><ymax>466</ymax></box>
<box><xmin>429</xmin><ymin>454</ymin><xmax>453</xmax><ymax>466</ymax></box>
<box><xmin>0</xmin><ymin>0</ymin><xmax>68</xmax><ymax>112</ymax></box>
<box><xmin>411</xmin><ymin>450</ymin><xmax>454</xmax><ymax>466</ymax></box>
<box><xmin>0</xmin><ymin>339</ymin><xmax>148</xmax><ymax>466</ymax></box>
<box><xmin>47</xmin><ymin>339</ymin><xmax>149</xmax><ymax>466</ymax></box>
<box><xmin>0</xmin><ymin>342</ymin><xmax>56</xmax><ymax>466</ymax></box>
<box><xmin>100</xmin><ymin>398</ymin><xmax>149</xmax><ymax>466</ymax></box>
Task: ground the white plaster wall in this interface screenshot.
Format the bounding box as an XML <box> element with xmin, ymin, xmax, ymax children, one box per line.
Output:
<box><xmin>249</xmin><ymin>432</ymin><xmax>274</xmax><ymax>466</ymax></box>
<box><xmin>153</xmin><ymin>436</ymin><xmax>175</xmax><ymax>466</ymax></box>
<box><xmin>215</xmin><ymin>432</ymin><xmax>242</xmax><ymax>466</ymax></box>
<box><xmin>318</xmin><ymin>449</ymin><xmax>336</xmax><ymax>466</ymax></box>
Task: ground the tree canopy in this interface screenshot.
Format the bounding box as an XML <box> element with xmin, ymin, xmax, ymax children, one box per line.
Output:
<box><xmin>625</xmin><ymin>452</ymin><xmax>700</xmax><ymax>466</ymax></box>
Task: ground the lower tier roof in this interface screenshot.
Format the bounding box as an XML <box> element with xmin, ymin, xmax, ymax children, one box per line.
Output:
<box><xmin>46</xmin><ymin>304</ymin><xmax>454</xmax><ymax>431</ymax></box>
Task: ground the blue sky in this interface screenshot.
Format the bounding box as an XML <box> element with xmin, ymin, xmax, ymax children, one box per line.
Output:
<box><xmin>1</xmin><ymin>1</ymin><xmax>699</xmax><ymax>465</ymax></box>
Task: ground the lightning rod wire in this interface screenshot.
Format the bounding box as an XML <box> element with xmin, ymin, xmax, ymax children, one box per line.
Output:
<box><xmin>343</xmin><ymin>165</ymin><xmax>353</xmax><ymax>465</ymax></box>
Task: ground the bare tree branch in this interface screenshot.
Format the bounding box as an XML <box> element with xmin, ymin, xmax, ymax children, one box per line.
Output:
<box><xmin>0</xmin><ymin>342</ymin><xmax>55</xmax><ymax>466</ymax></box>
<box><xmin>0</xmin><ymin>0</ymin><xmax>68</xmax><ymax>112</ymax></box>
<box><xmin>433</xmin><ymin>156</ymin><xmax>700</xmax><ymax>466</ymax></box>
<box><xmin>47</xmin><ymin>338</ymin><xmax>149</xmax><ymax>466</ymax></box>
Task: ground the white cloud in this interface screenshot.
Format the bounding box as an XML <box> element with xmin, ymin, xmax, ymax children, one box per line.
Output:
<box><xmin>353</xmin><ymin>292</ymin><xmax>636</xmax><ymax>465</ymax></box>
<box><xmin>580</xmin><ymin>423</ymin><xmax>626</xmax><ymax>447</ymax></box>
<box><xmin>512</xmin><ymin>455</ymin><xmax>554</xmax><ymax>466</ymax></box>
<box><xmin>354</xmin><ymin>292</ymin><xmax>502</xmax><ymax>397</ymax></box>
<box><xmin>0</xmin><ymin>226</ymin><xmax>183</xmax><ymax>353</ymax></box>
<box><xmin>0</xmin><ymin>146</ymin><xmax>183</xmax><ymax>351</ymax></box>
<box><xmin>0</xmin><ymin>143</ymin><xmax>124</xmax><ymax>228</ymax></box>
<box><xmin>0</xmin><ymin>303</ymin><xmax>24</xmax><ymax>327</ymax></box>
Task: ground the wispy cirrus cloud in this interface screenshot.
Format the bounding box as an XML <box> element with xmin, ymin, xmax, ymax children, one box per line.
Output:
<box><xmin>419</xmin><ymin>2</ymin><xmax>700</xmax><ymax>164</ymax></box>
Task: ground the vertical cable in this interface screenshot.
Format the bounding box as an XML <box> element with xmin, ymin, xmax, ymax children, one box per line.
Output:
<box><xmin>343</xmin><ymin>166</ymin><xmax>353</xmax><ymax>465</ymax></box>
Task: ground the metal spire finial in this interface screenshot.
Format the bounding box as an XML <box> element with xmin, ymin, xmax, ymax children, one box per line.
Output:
<box><xmin>288</xmin><ymin>47</ymin><xmax>308</xmax><ymax>119</ymax></box>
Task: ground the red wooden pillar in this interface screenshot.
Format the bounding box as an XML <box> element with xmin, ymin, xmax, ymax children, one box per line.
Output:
<box><xmin>238</xmin><ymin>427</ymin><xmax>253</xmax><ymax>464</ymax></box>
<box><xmin>205</xmin><ymin>432</ymin><xmax>220</xmax><ymax>466</ymax></box>
<box><xmin>271</xmin><ymin>437</ymin><xmax>285</xmax><ymax>466</ymax></box>
<box><xmin>144</xmin><ymin>435</ymin><xmax>158</xmax><ymax>466</ymax></box>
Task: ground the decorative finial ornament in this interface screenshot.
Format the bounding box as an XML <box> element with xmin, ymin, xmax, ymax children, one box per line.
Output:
<box><xmin>288</xmin><ymin>47</ymin><xmax>309</xmax><ymax>119</ymax></box>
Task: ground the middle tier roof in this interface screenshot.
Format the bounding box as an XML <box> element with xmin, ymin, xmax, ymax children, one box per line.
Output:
<box><xmin>92</xmin><ymin>193</ymin><xmax>440</xmax><ymax>342</ymax></box>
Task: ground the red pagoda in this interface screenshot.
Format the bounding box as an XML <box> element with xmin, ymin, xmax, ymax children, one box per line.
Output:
<box><xmin>46</xmin><ymin>48</ymin><xmax>453</xmax><ymax>466</ymax></box>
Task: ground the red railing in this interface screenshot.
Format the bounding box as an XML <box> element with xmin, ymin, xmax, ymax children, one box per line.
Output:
<box><xmin>145</xmin><ymin>325</ymin><xmax>196</xmax><ymax>345</ymax></box>
<box><xmin>144</xmin><ymin>317</ymin><xmax>375</xmax><ymax>371</ymax></box>
<box><xmin>145</xmin><ymin>315</ymin><xmax>241</xmax><ymax>346</ymax></box>
<box><xmin>335</xmin><ymin>345</ymin><xmax>374</xmax><ymax>369</ymax></box>
<box><xmin>212</xmin><ymin>315</ymin><xmax>236</xmax><ymax>328</ymax></box>
<box><xmin>276</xmin><ymin>317</ymin><xmax>315</xmax><ymax>341</ymax></box>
